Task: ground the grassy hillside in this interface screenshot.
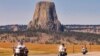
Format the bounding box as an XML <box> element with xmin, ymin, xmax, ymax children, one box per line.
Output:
<box><xmin>0</xmin><ymin>29</ymin><xmax>100</xmax><ymax>44</ymax></box>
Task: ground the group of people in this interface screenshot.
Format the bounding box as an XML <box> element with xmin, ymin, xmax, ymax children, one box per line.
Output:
<box><xmin>13</xmin><ymin>41</ymin><xmax>28</xmax><ymax>56</ymax></box>
<box><xmin>58</xmin><ymin>43</ymin><xmax>88</xmax><ymax>56</ymax></box>
<box><xmin>13</xmin><ymin>42</ymin><xmax>88</xmax><ymax>56</ymax></box>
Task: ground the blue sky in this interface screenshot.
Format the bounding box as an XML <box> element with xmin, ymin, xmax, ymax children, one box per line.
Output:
<box><xmin>0</xmin><ymin>0</ymin><xmax>100</xmax><ymax>25</ymax></box>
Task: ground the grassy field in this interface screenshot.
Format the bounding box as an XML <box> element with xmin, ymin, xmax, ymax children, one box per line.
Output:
<box><xmin>0</xmin><ymin>42</ymin><xmax>100</xmax><ymax>56</ymax></box>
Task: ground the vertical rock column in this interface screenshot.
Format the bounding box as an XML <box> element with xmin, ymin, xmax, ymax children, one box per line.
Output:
<box><xmin>28</xmin><ymin>1</ymin><xmax>63</xmax><ymax>32</ymax></box>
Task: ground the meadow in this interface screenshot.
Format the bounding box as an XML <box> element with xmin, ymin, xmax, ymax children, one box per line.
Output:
<box><xmin>0</xmin><ymin>42</ymin><xmax>100</xmax><ymax>56</ymax></box>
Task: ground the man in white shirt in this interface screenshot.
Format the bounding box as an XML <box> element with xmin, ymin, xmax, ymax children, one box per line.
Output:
<box><xmin>58</xmin><ymin>43</ymin><xmax>67</xmax><ymax>56</ymax></box>
<box><xmin>82</xmin><ymin>46</ymin><xmax>88</xmax><ymax>55</ymax></box>
<box><xmin>14</xmin><ymin>47</ymin><xmax>20</xmax><ymax>56</ymax></box>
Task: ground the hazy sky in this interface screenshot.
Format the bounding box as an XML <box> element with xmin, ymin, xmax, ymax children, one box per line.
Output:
<box><xmin>0</xmin><ymin>0</ymin><xmax>100</xmax><ymax>25</ymax></box>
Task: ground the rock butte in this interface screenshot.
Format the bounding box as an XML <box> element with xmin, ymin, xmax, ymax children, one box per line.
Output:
<box><xmin>28</xmin><ymin>1</ymin><xmax>63</xmax><ymax>32</ymax></box>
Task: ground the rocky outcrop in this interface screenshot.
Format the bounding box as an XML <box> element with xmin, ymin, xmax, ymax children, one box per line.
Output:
<box><xmin>28</xmin><ymin>1</ymin><xmax>63</xmax><ymax>31</ymax></box>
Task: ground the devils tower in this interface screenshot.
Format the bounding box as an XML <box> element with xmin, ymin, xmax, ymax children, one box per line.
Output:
<box><xmin>28</xmin><ymin>1</ymin><xmax>63</xmax><ymax>31</ymax></box>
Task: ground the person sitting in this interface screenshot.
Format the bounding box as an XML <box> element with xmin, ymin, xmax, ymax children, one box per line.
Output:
<box><xmin>14</xmin><ymin>41</ymin><xmax>28</xmax><ymax>56</ymax></box>
<box><xmin>58</xmin><ymin>43</ymin><xmax>67</xmax><ymax>56</ymax></box>
<box><xmin>14</xmin><ymin>47</ymin><xmax>20</xmax><ymax>56</ymax></box>
<box><xmin>82</xmin><ymin>46</ymin><xmax>88</xmax><ymax>55</ymax></box>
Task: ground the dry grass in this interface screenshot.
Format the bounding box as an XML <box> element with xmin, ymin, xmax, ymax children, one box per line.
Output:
<box><xmin>0</xmin><ymin>42</ymin><xmax>100</xmax><ymax>56</ymax></box>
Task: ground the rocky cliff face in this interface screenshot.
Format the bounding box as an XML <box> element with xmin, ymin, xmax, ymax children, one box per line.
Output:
<box><xmin>28</xmin><ymin>1</ymin><xmax>63</xmax><ymax>31</ymax></box>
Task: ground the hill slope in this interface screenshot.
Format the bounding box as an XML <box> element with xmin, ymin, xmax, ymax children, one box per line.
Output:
<box><xmin>0</xmin><ymin>29</ymin><xmax>100</xmax><ymax>44</ymax></box>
